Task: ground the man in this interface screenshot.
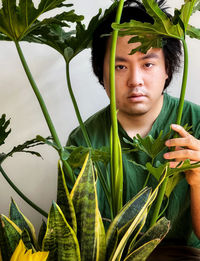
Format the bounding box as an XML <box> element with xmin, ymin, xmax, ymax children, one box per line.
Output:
<box><xmin>67</xmin><ymin>0</ymin><xmax>200</xmax><ymax>259</ymax></box>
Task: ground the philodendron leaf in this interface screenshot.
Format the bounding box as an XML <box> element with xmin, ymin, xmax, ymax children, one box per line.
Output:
<box><xmin>42</xmin><ymin>201</ymin><xmax>81</xmax><ymax>261</ymax></box>
<box><xmin>0</xmin><ymin>214</ymin><xmax>22</xmax><ymax>259</ymax></box>
<box><xmin>0</xmin><ymin>0</ymin><xmax>83</xmax><ymax>41</ymax></box>
<box><xmin>128</xmin><ymin>130</ymin><xmax>170</xmax><ymax>160</ymax></box>
<box><xmin>187</xmin><ymin>24</ymin><xmax>200</xmax><ymax>39</ymax></box>
<box><xmin>106</xmin><ymin>187</ymin><xmax>152</xmax><ymax>261</ymax></box>
<box><xmin>9</xmin><ymin>199</ymin><xmax>37</xmax><ymax>248</ymax></box>
<box><xmin>112</xmin><ymin>0</ymin><xmax>200</xmax><ymax>55</ymax></box>
<box><xmin>70</xmin><ymin>153</ymin><xmax>106</xmax><ymax>261</ymax></box>
<box><xmin>57</xmin><ymin>160</ymin><xmax>77</xmax><ymax>234</ymax></box>
<box><xmin>0</xmin><ymin>114</ymin><xmax>11</xmax><ymax>146</ymax></box>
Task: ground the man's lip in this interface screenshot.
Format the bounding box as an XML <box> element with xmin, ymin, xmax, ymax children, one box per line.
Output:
<box><xmin>128</xmin><ymin>93</ymin><xmax>146</xmax><ymax>98</ymax></box>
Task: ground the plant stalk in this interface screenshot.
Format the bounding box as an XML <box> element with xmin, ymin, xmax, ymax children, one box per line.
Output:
<box><xmin>0</xmin><ymin>165</ymin><xmax>48</xmax><ymax>217</ymax></box>
<box><xmin>150</xmin><ymin>39</ymin><xmax>189</xmax><ymax>226</ymax></box>
<box><xmin>110</xmin><ymin>0</ymin><xmax>125</xmax><ymax>217</ymax></box>
<box><xmin>15</xmin><ymin>41</ymin><xmax>75</xmax><ymax>184</ymax></box>
<box><xmin>66</xmin><ymin>61</ymin><xmax>111</xmax><ymax>210</ymax></box>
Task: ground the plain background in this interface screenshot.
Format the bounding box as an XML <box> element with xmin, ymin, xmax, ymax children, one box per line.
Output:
<box><xmin>0</xmin><ymin>0</ymin><xmax>199</xmax><ymax>233</ymax></box>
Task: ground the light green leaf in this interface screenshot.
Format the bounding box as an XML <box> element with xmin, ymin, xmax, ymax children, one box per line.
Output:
<box><xmin>123</xmin><ymin>239</ymin><xmax>160</xmax><ymax>261</ymax></box>
<box><xmin>70</xmin><ymin>153</ymin><xmax>106</xmax><ymax>261</ymax></box>
<box><xmin>106</xmin><ymin>187</ymin><xmax>151</xmax><ymax>260</ymax></box>
<box><xmin>179</xmin><ymin>0</ymin><xmax>197</xmax><ymax>28</ymax></box>
<box><xmin>187</xmin><ymin>24</ymin><xmax>200</xmax><ymax>39</ymax></box>
<box><xmin>57</xmin><ymin>160</ymin><xmax>77</xmax><ymax>234</ymax></box>
<box><xmin>42</xmin><ymin>201</ymin><xmax>81</xmax><ymax>261</ymax></box>
<box><xmin>130</xmin><ymin>217</ymin><xmax>170</xmax><ymax>253</ymax></box>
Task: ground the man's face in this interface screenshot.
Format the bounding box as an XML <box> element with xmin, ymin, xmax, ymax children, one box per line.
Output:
<box><xmin>103</xmin><ymin>36</ymin><xmax>168</xmax><ymax>119</ymax></box>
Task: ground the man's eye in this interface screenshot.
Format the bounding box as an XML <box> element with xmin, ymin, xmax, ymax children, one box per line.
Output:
<box><xmin>115</xmin><ymin>65</ymin><xmax>126</xmax><ymax>70</ymax></box>
<box><xmin>144</xmin><ymin>63</ymin><xmax>153</xmax><ymax>68</ymax></box>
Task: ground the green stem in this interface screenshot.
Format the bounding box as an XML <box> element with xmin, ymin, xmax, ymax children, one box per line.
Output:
<box><xmin>0</xmin><ymin>165</ymin><xmax>48</xmax><ymax>218</ymax></box>
<box><xmin>176</xmin><ymin>39</ymin><xmax>188</xmax><ymax>125</ymax></box>
<box><xmin>66</xmin><ymin>60</ymin><xmax>111</xmax><ymax>210</ymax></box>
<box><xmin>15</xmin><ymin>41</ymin><xmax>75</xmax><ymax>184</ymax></box>
<box><xmin>150</xmin><ymin>176</ymin><xmax>168</xmax><ymax>227</ymax></box>
<box><xmin>150</xmin><ymin>39</ymin><xmax>189</xmax><ymax>227</ymax></box>
<box><xmin>110</xmin><ymin>0</ymin><xmax>125</xmax><ymax>217</ymax></box>
<box><xmin>66</xmin><ymin>62</ymin><xmax>91</xmax><ymax>147</ymax></box>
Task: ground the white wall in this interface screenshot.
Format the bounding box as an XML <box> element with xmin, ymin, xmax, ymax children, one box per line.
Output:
<box><xmin>0</xmin><ymin>0</ymin><xmax>199</xmax><ymax>234</ymax></box>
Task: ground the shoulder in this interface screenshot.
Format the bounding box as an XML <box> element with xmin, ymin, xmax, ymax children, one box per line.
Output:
<box><xmin>67</xmin><ymin>105</ymin><xmax>111</xmax><ymax>147</ymax></box>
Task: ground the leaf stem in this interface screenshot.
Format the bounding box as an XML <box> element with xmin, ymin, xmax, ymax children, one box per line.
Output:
<box><xmin>65</xmin><ymin>61</ymin><xmax>111</xmax><ymax>210</ymax></box>
<box><xmin>110</xmin><ymin>0</ymin><xmax>125</xmax><ymax>217</ymax></box>
<box><xmin>150</xmin><ymin>39</ymin><xmax>189</xmax><ymax>227</ymax></box>
<box><xmin>0</xmin><ymin>165</ymin><xmax>48</xmax><ymax>217</ymax></box>
<box><xmin>176</xmin><ymin>39</ymin><xmax>188</xmax><ymax>125</ymax></box>
<box><xmin>14</xmin><ymin>41</ymin><xmax>75</xmax><ymax>184</ymax></box>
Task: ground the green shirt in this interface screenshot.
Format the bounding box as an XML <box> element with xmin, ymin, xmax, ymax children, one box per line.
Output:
<box><xmin>67</xmin><ymin>93</ymin><xmax>200</xmax><ymax>248</ymax></box>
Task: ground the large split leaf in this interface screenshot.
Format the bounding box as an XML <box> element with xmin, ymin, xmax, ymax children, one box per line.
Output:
<box><xmin>57</xmin><ymin>160</ymin><xmax>77</xmax><ymax>234</ymax></box>
<box><xmin>70</xmin><ymin>153</ymin><xmax>106</xmax><ymax>261</ymax></box>
<box><xmin>42</xmin><ymin>201</ymin><xmax>81</xmax><ymax>261</ymax></box>
<box><xmin>0</xmin><ymin>0</ymin><xmax>83</xmax><ymax>41</ymax></box>
<box><xmin>112</xmin><ymin>0</ymin><xmax>199</xmax><ymax>54</ymax></box>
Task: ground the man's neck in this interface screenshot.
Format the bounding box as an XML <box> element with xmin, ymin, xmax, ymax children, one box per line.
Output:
<box><xmin>117</xmin><ymin>95</ymin><xmax>164</xmax><ymax>139</ymax></box>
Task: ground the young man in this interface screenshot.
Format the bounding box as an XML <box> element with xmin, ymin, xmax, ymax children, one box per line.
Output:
<box><xmin>67</xmin><ymin>0</ymin><xmax>200</xmax><ymax>258</ymax></box>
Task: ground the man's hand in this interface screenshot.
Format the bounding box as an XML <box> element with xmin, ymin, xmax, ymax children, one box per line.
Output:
<box><xmin>163</xmin><ymin>124</ymin><xmax>200</xmax><ymax>238</ymax></box>
<box><xmin>163</xmin><ymin>124</ymin><xmax>200</xmax><ymax>187</ymax></box>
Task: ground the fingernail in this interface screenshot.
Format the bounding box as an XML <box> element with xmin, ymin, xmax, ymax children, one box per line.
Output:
<box><xmin>164</xmin><ymin>153</ymin><xmax>169</xmax><ymax>159</ymax></box>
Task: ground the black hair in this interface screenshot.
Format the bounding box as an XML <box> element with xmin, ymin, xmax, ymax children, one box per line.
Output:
<box><xmin>91</xmin><ymin>0</ymin><xmax>182</xmax><ymax>89</ymax></box>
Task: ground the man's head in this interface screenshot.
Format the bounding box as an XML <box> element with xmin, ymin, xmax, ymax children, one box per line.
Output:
<box><xmin>91</xmin><ymin>0</ymin><xmax>182</xmax><ymax>90</ymax></box>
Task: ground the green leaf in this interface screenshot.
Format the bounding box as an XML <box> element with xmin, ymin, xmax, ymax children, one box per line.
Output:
<box><xmin>192</xmin><ymin>0</ymin><xmax>200</xmax><ymax>13</ymax></box>
<box><xmin>0</xmin><ymin>0</ymin><xmax>83</xmax><ymax>41</ymax></box>
<box><xmin>21</xmin><ymin>228</ymin><xmax>36</xmax><ymax>251</ymax></box>
<box><xmin>38</xmin><ymin>220</ymin><xmax>47</xmax><ymax>250</ymax></box>
<box><xmin>0</xmin><ymin>215</ymin><xmax>11</xmax><ymax>261</ymax></box>
<box><xmin>1</xmin><ymin>136</ymin><xmax>48</xmax><ymax>164</ymax></box>
<box><xmin>106</xmin><ymin>187</ymin><xmax>151</xmax><ymax>260</ymax></box>
<box><xmin>130</xmin><ymin>130</ymin><xmax>170</xmax><ymax>160</ymax></box>
<box><xmin>165</xmin><ymin>173</ymin><xmax>184</xmax><ymax>198</ymax></box>
<box><xmin>123</xmin><ymin>239</ymin><xmax>160</xmax><ymax>261</ymax></box>
<box><xmin>130</xmin><ymin>217</ymin><xmax>170</xmax><ymax>253</ymax></box>
<box><xmin>42</xmin><ymin>201</ymin><xmax>81</xmax><ymax>261</ymax></box>
<box><xmin>57</xmin><ymin>160</ymin><xmax>77</xmax><ymax>234</ymax></box>
<box><xmin>9</xmin><ymin>198</ymin><xmax>37</xmax><ymax>248</ymax></box>
<box><xmin>70</xmin><ymin>153</ymin><xmax>106</xmax><ymax>261</ymax></box>
<box><xmin>179</xmin><ymin>0</ymin><xmax>197</xmax><ymax>29</ymax></box>
<box><xmin>0</xmin><ymin>214</ymin><xmax>22</xmax><ymax>258</ymax></box>
<box><xmin>187</xmin><ymin>24</ymin><xmax>200</xmax><ymax>39</ymax></box>
<box><xmin>66</xmin><ymin>145</ymin><xmax>110</xmax><ymax>169</ymax></box>
<box><xmin>112</xmin><ymin>0</ymin><xmax>193</xmax><ymax>54</ymax></box>
<box><xmin>0</xmin><ymin>114</ymin><xmax>11</xmax><ymax>146</ymax></box>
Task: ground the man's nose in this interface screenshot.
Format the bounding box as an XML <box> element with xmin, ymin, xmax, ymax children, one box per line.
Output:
<box><xmin>127</xmin><ymin>67</ymin><xmax>144</xmax><ymax>87</ymax></box>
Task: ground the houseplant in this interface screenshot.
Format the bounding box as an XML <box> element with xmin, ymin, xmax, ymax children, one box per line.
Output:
<box><xmin>0</xmin><ymin>0</ymin><xmax>200</xmax><ymax>259</ymax></box>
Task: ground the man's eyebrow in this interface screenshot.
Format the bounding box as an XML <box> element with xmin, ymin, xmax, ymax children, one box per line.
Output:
<box><xmin>140</xmin><ymin>53</ymin><xmax>159</xmax><ymax>60</ymax></box>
